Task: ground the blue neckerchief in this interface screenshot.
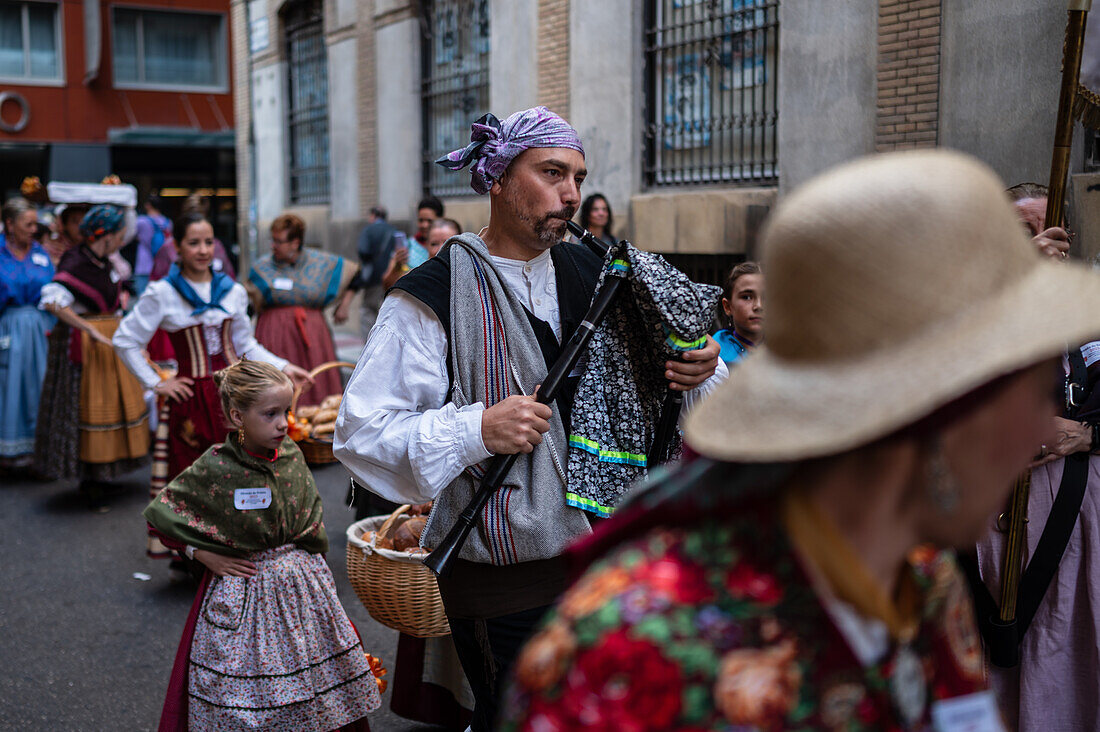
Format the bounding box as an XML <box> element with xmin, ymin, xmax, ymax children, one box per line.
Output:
<box><xmin>166</xmin><ymin>263</ymin><xmax>234</xmax><ymax>315</ymax></box>
<box><xmin>715</xmin><ymin>328</ymin><xmax>754</xmax><ymax>365</ymax></box>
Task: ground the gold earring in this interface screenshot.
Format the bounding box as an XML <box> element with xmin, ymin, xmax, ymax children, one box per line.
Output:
<box><xmin>237</xmin><ymin>429</ymin><xmax>245</xmax><ymax>445</ymax></box>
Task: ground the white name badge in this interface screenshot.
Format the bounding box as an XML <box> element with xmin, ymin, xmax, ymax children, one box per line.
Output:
<box><xmin>212</xmin><ymin>259</ymin><xmax>224</xmax><ymax>271</ymax></box>
<box><xmin>31</xmin><ymin>252</ymin><xmax>49</xmax><ymax>268</ymax></box>
<box><xmin>234</xmin><ymin>487</ymin><xmax>272</xmax><ymax>510</ymax></box>
<box><xmin>931</xmin><ymin>691</ymin><xmax>1005</xmax><ymax>732</ymax></box>
<box><xmin>1081</xmin><ymin>341</ymin><xmax>1100</xmax><ymax>368</ymax></box>
<box><xmin>273</xmin><ymin>277</ymin><xmax>294</xmax><ymax>291</ymax></box>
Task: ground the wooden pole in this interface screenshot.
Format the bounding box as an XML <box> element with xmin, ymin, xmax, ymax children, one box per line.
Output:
<box><xmin>999</xmin><ymin>472</ymin><xmax>1031</xmax><ymax>621</ymax></box>
<box><xmin>1000</xmin><ymin>0</ymin><xmax>1092</xmax><ymax>630</ymax></box>
<box><xmin>1045</xmin><ymin>1</ymin><xmax>1092</xmax><ymax>228</ymax></box>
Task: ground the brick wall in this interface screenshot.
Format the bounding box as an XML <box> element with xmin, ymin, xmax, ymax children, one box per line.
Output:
<box><xmin>537</xmin><ymin>0</ymin><xmax>570</xmax><ymax>117</ymax></box>
<box><xmin>876</xmin><ymin>0</ymin><xmax>941</xmax><ymax>151</ymax></box>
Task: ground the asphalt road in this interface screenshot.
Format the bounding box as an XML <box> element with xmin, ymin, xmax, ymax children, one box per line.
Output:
<box><xmin>0</xmin><ymin>459</ymin><xmax>449</xmax><ymax>731</ymax></box>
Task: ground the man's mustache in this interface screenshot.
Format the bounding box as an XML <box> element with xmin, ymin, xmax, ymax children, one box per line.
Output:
<box><xmin>546</xmin><ymin>208</ymin><xmax>576</xmax><ymax>222</ymax></box>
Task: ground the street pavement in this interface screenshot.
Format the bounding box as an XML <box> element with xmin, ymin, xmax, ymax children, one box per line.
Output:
<box><xmin>0</xmin><ymin>458</ymin><xmax>449</xmax><ymax>731</ymax></box>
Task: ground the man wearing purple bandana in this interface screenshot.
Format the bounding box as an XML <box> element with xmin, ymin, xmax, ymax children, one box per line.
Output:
<box><xmin>336</xmin><ymin>106</ymin><xmax>723</xmax><ymax>730</ymax></box>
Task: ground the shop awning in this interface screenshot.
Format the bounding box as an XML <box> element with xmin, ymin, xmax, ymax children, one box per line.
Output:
<box><xmin>107</xmin><ymin>127</ymin><xmax>235</xmax><ymax>148</ymax></box>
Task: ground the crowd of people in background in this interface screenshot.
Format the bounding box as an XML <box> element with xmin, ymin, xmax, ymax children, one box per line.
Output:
<box><xmin>10</xmin><ymin>103</ymin><xmax>1100</xmax><ymax>732</ymax></box>
<box><xmin>0</xmin><ymin>161</ymin><xmax>765</xmax><ymax>731</ymax></box>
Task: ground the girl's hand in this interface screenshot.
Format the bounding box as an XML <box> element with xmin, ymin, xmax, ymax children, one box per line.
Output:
<box><xmin>192</xmin><ymin>549</ymin><xmax>258</xmax><ymax>577</ymax></box>
<box><xmin>155</xmin><ymin>376</ymin><xmax>195</xmax><ymax>403</ymax></box>
<box><xmin>90</xmin><ymin>329</ymin><xmax>114</xmax><ymax>347</ymax></box>
<box><xmin>283</xmin><ymin>363</ymin><xmax>314</xmax><ymax>390</ymax></box>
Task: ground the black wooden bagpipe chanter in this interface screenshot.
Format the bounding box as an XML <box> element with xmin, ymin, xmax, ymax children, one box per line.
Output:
<box><xmin>423</xmin><ymin>221</ymin><xmax>684</xmax><ymax>577</ymax></box>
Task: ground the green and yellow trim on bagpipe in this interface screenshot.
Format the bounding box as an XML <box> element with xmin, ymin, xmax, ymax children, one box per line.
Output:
<box><xmin>564</xmin><ymin>492</ymin><xmax>616</xmax><ymax>518</ymax></box>
<box><xmin>609</xmin><ymin>259</ymin><xmax>630</xmax><ymax>274</ymax></box>
<box><xmin>568</xmin><ymin>435</ymin><xmax>648</xmax><ymax>466</ymax></box>
<box><xmin>665</xmin><ymin>330</ymin><xmax>707</xmax><ymax>352</ymax></box>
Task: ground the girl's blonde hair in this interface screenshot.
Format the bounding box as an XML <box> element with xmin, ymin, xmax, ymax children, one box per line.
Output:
<box><xmin>212</xmin><ymin>360</ymin><xmax>293</xmax><ymax>421</ymax></box>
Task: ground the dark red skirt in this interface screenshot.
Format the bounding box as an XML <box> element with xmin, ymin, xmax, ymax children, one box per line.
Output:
<box><xmin>255</xmin><ymin>306</ymin><xmax>341</xmax><ymax>407</ymax></box>
<box><xmin>166</xmin><ymin>376</ymin><xmax>227</xmax><ymax>479</ymax></box>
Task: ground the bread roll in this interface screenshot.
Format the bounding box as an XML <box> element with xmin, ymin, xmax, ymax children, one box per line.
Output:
<box><xmin>297</xmin><ymin>405</ymin><xmax>320</xmax><ymax>420</ymax></box>
<box><xmin>320</xmin><ymin>394</ymin><xmax>343</xmax><ymax>411</ymax></box>
<box><xmin>393</xmin><ymin>517</ymin><xmax>427</xmax><ymax>552</ymax></box>
<box><xmin>312</xmin><ymin>408</ymin><xmax>338</xmax><ymax>425</ymax></box>
<box><xmin>312</xmin><ymin>422</ymin><xmax>336</xmax><ymax>437</ymax></box>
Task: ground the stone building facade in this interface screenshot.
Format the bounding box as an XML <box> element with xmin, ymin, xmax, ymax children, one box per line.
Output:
<box><xmin>231</xmin><ymin>0</ymin><xmax>1098</xmax><ymax>275</ymax></box>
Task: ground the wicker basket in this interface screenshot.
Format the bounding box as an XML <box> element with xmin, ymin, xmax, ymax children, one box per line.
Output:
<box><xmin>346</xmin><ymin>505</ymin><xmax>450</xmax><ymax>638</ymax></box>
<box><xmin>291</xmin><ymin>361</ymin><xmax>355</xmax><ymax>465</ymax></box>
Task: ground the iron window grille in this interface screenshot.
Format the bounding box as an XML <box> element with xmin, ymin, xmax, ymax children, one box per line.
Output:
<box><xmin>285</xmin><ymin>0</ymin><xmax>329</xmax><ymax>205</ymax></box>
<box><xmin>420</xmin><ymin>0</ymin><xmax>490</xmax><ymax>197</ymax></box>
<box><xmin>644</xmin><ymin>0</ymin><xmax>779</xmax><ymax>188</ymax></box>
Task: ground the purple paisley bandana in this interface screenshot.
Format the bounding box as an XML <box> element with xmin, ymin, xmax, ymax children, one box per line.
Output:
<box><xmin>436</xmin><ymin>106</ymin><xmax>585</xmax><ymax>195</ymax></box>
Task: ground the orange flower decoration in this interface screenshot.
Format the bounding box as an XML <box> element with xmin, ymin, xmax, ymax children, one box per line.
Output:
<box><xmin>714</xmin><ymin>639</ymin><xmax>802</xmax><ymax>726</ymax></box>
<box><xmin>20</xmin><ymin>176</ymin><xmax>47</xmax><ymax>203</ymax></box>
<box><xmin>559</xmin><ymin>566</ymin><xmax>633</xmax><ymax>619</ymax></box>
<box><xmin>513</xmin><ymin>620</ymin><xmax>577</xmax><ymax>692</ymax></box>
<box><xmin>365</xmin><ymin>653</ymin><xmax>388</xmax><ymax>694</ymax></box>
<box><xmin>286</xmin><ymin>412</ymin><xmax>310</xmax><ymax>442</ymax></box>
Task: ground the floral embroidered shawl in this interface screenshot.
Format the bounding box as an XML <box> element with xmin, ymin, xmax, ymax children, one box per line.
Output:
<box><xmin>500</xmin><ymin>460</ymin><xmax>990</xmax><ymax>731</ymax></box>
<box><xmin>144</xmin><ymin>434</ymin><xmax>328</xmax><ymax>557</ymax></box>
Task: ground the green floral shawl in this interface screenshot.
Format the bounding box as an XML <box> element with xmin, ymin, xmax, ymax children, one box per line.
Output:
<box><xmin>144</xmin><ymin>434</ymin><xmax>328</xmax><ymax>557</ymax></box>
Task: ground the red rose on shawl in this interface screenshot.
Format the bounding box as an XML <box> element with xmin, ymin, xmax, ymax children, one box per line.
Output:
<box><xmin>857</xmin><ymin>695</ymin><xmax>880</xmax><ymax>725</ymax></box>
<box><xmin>725</xmin><ymin>562</ymin><xmax>783</xmax><ymax>605</ymax></box>
<box><xmin>550</xmin><ymin>630</ymin><xmax>683</xmax><ymax>731</ymax></box>
<box><xmin>635</xmin><ymin>556</ymin><xmax>714</xmax><ymax>604</ymax></box>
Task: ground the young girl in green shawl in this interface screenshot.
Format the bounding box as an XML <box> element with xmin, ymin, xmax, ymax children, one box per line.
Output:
<box><xmin>144</xmin><ymin>360</ymin><xmax>381</xmax><ymax>732</ymax></box>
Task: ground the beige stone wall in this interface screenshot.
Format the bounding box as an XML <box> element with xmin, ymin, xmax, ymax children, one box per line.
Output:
<box><xmin>358</xmin><ymin>0</ymin><xmax>378</xmax><ymax>213</ymax></box>
<box><xmin>442</xmin><ymin>198</ymin><xmax>492</xmax><ymax>235</ymax></box>
<box><xmin>876</xmin><ymin>0</ymin><xmax>941</xmax><ymax>151</ymax></box>
<box><xmin>1072</xmin><ymin>173</ymin><xmax>1100</xmax><ymax>265</ymax></box>
<box><xmin>230</xmin><ymin>0</ymin><xmax>252</xmax><ymax>271</ymax></box>
<box><xmin>629</xmin><ymin>188</ymin><xmax>777</xmax><ymax>256</ymax></box>
<box><xmin>537</xmin><ymin>0</ymin><xmax>570</xmax><ymax>117</ymax></box>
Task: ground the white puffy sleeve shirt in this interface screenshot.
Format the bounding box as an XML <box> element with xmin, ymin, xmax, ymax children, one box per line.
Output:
<box><xmin>113</xmin><ymin>278</ymin><xmax>289</xmax><ymax>390</ymax></box>
<box><xmin>334</xmin><ymin>250</ymin><xmax>728</xmax><ymax>506</ymax></box>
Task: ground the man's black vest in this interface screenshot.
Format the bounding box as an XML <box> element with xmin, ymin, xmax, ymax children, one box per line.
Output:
<box><xmin>392</xmin><ymin>241</ymin><xmax>603</xmax><ymax>428</ymax></box>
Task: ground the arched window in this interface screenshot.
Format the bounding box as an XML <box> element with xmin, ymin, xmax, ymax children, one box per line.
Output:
<box><xmin>284</xmin><ymin>0</ymin><xmax>329</xmax><ymax>204</ymax></box>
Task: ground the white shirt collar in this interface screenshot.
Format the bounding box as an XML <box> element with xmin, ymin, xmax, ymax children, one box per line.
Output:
<box><xmin>490</xmin><ymin>247</ymin><xmax>552</xmax><ymax>270</ymax></box>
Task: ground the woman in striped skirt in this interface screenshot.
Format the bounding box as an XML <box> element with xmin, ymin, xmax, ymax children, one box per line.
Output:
<box><xmin>114</xmin><ymin>212</ymin><xmax>311</xmax><ymax>561</ymax></box>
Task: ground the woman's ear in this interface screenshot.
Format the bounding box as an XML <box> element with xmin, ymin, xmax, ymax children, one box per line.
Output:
<box><xmin>229</xmin><ymin>407</ymin><xmax>244</xmax><ymax>429</ymax></box>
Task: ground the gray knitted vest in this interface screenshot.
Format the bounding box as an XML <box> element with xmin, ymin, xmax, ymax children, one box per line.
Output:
<box><xmin>421</xmin><ymin>234</ymin><xmax>593</xmax><ymax>564</ymax></box>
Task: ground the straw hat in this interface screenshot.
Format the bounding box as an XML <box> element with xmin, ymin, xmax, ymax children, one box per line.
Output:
<box><xmin>684</xmin><ymin>150</ymin><xmax>1100</xmax><ymax>462</ymax></box>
